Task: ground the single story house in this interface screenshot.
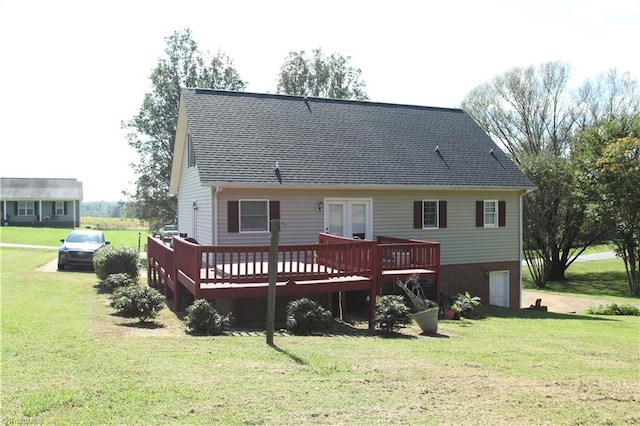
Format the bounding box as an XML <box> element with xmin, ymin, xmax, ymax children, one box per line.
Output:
<box><xmin>168</xmin><ymin>89</ymin><xmax>534</xmax><ymax>318</ymax></box>
<box><xmin>0</xmin><ymin>177</ymin><xmax>83</xmax><ymax>227</ymax></box>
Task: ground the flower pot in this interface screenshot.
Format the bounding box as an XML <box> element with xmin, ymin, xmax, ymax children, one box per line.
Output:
<box><xmin>412</xmin><ymin>307</ymin><xmax>438</xmax><ymax>334</ymax></box>
<box><xmin>444</xmin><ymin>309</ymin><xmax>458</xmax><ymax>320</ymax></box>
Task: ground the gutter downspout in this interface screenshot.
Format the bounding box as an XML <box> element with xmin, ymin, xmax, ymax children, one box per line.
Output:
<box><xmin>213</xmin><ymin>187</ymin><xmax>222</xmax><ymax>245</ymax></box>
<box><xmin>519</xmin><ymin>189</ymin><xmax>534</xmax><ymax>309</ymax></box>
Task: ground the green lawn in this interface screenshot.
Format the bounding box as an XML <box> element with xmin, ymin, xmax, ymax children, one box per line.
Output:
<box><xmin>0</xmin><ymin>227</ymin><xmax>151</xmax><ymax>248</ymax></box>
<box><xmin>523</xmin><ymin>257</ymin><xmax>640</xmax><ymax>302</ymax></box>
<box><xmin>2</xmin><ymin>247</ymin><xmax>639</xmax><ymax>424</ymax></box>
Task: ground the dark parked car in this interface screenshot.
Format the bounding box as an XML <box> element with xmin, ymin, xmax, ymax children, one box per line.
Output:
<box><xmin>158</xmin><ymin>225</ymin><xmax>179</xmax><ymax>242</ymax></box>
<box><xmin>58</xmin><ymin>230</ymin><xmax>109</xmax><ymax>270</ymax></box>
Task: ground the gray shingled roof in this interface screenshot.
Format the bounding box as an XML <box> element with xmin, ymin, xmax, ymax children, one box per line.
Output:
<box><xmin>181</xmin><ymin>89</ymin><xmax>533</xmax><ymax>189</ymax></box>
<box><xmin>0</xmin><ymin>178</ymin><xmax>83</xmax><ymax>200</ymax></box>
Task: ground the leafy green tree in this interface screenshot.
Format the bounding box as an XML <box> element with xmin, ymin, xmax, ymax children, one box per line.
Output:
<box><xmin>462</xmin><ymin>63</ymin><xmax>639</xmax><ymax>285</ymax></box>
<box><xmin>593</xmin><ymin>137</ymin><xmax>640</xmax><ymax>296</ymax></box>
<box><xmin>123</xmin><ymin>29</ymin><xmax>246</xmax><ymax>228</ymax></box>
<box><xmin>276</xmin><ymin>48</ymin><xmax>368</xmax><ymax>100</ymax></box>
<box><xmin>578</xmin><ymin>117</ymin><xmax>640</xmax><ymax>296</ymax></box>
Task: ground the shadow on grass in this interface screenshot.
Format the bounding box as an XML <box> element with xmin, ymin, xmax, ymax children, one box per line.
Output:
<box><xmin>547</xmin><ymin>269</ymin><xmax>634</xmax><ymax>299</ymax></box>
<box><xmin>475</xmin><ymin>304</ymin><xmax>617</xmax><ymax>322</ymax></box>
<box><xmin>117</xmin><ymin>320</ymin><xmax>166</xmax><ymax>329</ymax></box>
<box><xmin>268</xmin><ymin>343</ymin><xmax>309</xmax><ymax>365</ymax></box>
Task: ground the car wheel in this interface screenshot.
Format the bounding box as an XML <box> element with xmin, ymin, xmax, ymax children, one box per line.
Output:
<box><xmin>57</xmin><ymin>263</ymin><xmax>65</xmax><ymax>270</ymax></box>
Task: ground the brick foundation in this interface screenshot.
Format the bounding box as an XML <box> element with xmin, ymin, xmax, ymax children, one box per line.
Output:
<box><xmin>439</xmin><ymin>261</ymin><xmax>521</xmax><ymax>309</ymax></box>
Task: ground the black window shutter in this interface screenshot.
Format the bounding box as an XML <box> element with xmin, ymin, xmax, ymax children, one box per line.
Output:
<box><xmin>475</xmin><ymin>201</ymin><xmax>483</xmax><ymax>227</ymax></box>
<box><xmin>269</xmin><ymin>200</ymin><xmax>280</xmax><ymax>231</ymax></box>
<box><xmin>413</xmin><ymin>201</ymin><xmax>422</xmax><ymax>229</ymax></box>
<box><xmin>499</xmin><ymin>201</ymin><xmax>506</xmax><ymax>227</ymax></box>
<box><xmin>228</xmin><ymin>201</ymin><xmax>239</xmax><ymax>233</ymax></box>
<box><xmin>64</xmin><ymin>202</ymin><xmax>68</xmax><ymax>215</ymax></box>
<box><xmin>439</xmin><ymin>201</ymin><xmax>447</xmax><ymax>228</ymax></box>
<box><xmin>35</xmin><ymin>203</ymin><xmax>39</xmax><ymax>216</ymax></box>
<box><xmin>14</xmin><ymin>203</ymin><xmax>17</xmax><ymax>215</ymax></box>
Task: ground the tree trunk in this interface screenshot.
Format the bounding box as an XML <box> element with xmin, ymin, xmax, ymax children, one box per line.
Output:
<box><xmin>548</xmin><ymin>260</ymin><xmax>567</xmax><ymax>281</ymax></box>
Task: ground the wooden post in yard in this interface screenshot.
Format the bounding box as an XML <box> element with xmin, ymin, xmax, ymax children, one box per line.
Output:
<box><xmin>266</xmin><ymin>219</ymin><xmax>280</xmax><ymax>345</ymax></box>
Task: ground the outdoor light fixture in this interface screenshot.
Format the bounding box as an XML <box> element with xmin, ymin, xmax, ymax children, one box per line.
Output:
<box><xmin>317</xmin><ymin>201</ymin><xmax>323</xmax><ymax>212</ymax></box>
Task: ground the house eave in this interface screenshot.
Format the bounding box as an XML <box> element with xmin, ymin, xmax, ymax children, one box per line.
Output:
<box><xmin>198</xmin><ymin>182</ymin><xmax>536</xmax><ymax>192</ymax></box>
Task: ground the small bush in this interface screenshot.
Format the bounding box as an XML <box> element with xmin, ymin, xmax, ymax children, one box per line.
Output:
<box><xmin>586</xmin><ymin>303</ymin><xmax>640</xmax><ymax>316</ymax></box>
<box><xmin>110</xmin><ymin>285</ymin><xmax>166</xmax><ymax>322</ymax></box>
<box><xmin>286</xmin><ymin>298</ymin><xmax>332</xmax><ymax>335</ymax></box>
<box><xmin>102</xmin><ymin>273</ymin><xmax>136</xmax><ymax>292</ymax></box>
<box><xmin>184</xmin><ymin>299</ymin><xmax>231</xmax><ymax>335</ymax></box>
<box><xmin>375</xmin><ymin>295</ymin><xmax>412</xmax><ymax>333</ymax></box>
<box><xmin>94</xmin><ymin>245</ymin><xmax>139</xmax><ymax>281</ymax></box>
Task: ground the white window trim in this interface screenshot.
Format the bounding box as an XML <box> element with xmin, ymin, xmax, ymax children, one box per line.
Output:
<box><xmin>484</xmin><ymin>200</ymin><xmax>498</xmax><ymax>228</ymax></box>
<box><xmin>239</xmin><ymin>199</ymin><xmax>270</xmax><ymax>233</ymax></box>
<box><xmin>18</xmin><ymin>201</ymin><xmax>35</xmax><ymax>216</ymax></box>
<box><xmin>55</xmin><ymin>201</ymin><xmax>65</xmax><ymax>216</ymax></box>
<box><xmin>422</xmin><ymin>199</ymin><xmax>439</xmax><ymax>229</ymax></box>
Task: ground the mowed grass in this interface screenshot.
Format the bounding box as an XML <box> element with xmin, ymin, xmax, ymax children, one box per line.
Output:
<box><xmin>523</xmin><ymin>257</ymin><xmax>640</xmax><ymax>302</ymax></box>
<box><xmin>0</xmin><ymin>226</ymin><xmax>151</xmax><ymax>248</ymax></box>
<box><xmin>2</xmin><ymin>248</ymin><xmax>640</xmax><ymax>425</ymax></box>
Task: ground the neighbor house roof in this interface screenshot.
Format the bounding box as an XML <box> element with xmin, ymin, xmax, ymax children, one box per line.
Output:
<box><xmin>0</xmin><ymin>178</ymin><xmax>83</xmax><ymax>200</ymax></box>
<box><xmin>171</xmin><ymin>89</ymin><xmax>534</xmax><ymax>191</ymax></box>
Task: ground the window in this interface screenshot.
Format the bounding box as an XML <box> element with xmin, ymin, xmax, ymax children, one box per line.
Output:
<box><xmin>18</xmin><ymin>201</ymin><xmax>35</xmax><ymax>216</ymax></box>
<box><xmin>414</xmin><ymin>200</ymin><xmax>447</xmax><ymax>229</ymax></box>
<box><xmin>476</xmin><ymin>200</ymin><xmax>506</xmax><ymax>228</ymax></box>
<box><xmin>240</xmin><ymin>200</ymin><xmax>268</xmax><ymax>232</ymax></box>
<box><xmin>55</xmin><ymin>201</ymin><xmax>65</xmax><ymax>216</ymax></box>
<box><xmin>188</xmin><ymin>134</ymin><xmax>196</xmax><ymax>168</ymax></box>
<box><xmin>423</xmin><ymin>200</ymin><xmax>438</xmax><ymax>228</ymax></box>
<box><xmin>484</xmin><ymin>200</ymin><xmax>497</xmax><ymax>227</ymax></box>
<box><xmin>228</xmin><ymin>200</ymin><xmax>280</xmax><ymax>233</ymax></box>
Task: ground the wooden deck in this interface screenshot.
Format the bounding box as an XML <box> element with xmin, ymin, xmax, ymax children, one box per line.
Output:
<box><xmin>147</xmin><ymin>233</ymin><xmax>439</xmax><ymax>328</ymax></box>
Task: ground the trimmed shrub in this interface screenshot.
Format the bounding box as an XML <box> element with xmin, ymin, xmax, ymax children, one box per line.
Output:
<box><xmin>110</xmin><ymin>285</ymin><xmax>166</xmax><ymax>322</ymax></box>
<box><xmin>586</xmin><ymin>303</ymin><xmax>640</xmax><ymax>316</ymax></box>
<box><xmin>286</xmin><ymin>298</ymin><xmax>332</xmax><ymax>335</ymax></box>
<box><xmin>94</xmin><ymin>245</ymin><xmax>139</xmax><ymax>282</ymax></box>
<box><xmin>102</xmin><ymin>273</ymin><xmax>136</xmax><ymax>292</ymax></box>
<box><xmin>184</xmin><ymin>299</ymin><xmax>231</xmax><ymax>335</ymax></box>
<box><xmin>375</xmin><ymin>295</ymin><xmax>412</xmax><ymax>333</ymax></box>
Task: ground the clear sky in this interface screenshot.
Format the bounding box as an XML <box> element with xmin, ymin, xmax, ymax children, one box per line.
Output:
<box><xmin>1</xmin><ymin>0</ymin><xmax>638</xmax><ymax>201</ymax></box>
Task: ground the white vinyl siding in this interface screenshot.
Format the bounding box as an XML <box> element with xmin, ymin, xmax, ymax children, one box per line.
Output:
<box><xmin>213</xmin><ymin>188</ymin><xmax>521</xmax><ymax>266</ymax></box>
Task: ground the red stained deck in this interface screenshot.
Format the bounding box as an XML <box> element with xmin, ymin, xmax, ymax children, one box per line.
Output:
<box><xmin>147</xmin><ymin>233</ymin><xmax>439</xmax><ymax>328</ymax></box>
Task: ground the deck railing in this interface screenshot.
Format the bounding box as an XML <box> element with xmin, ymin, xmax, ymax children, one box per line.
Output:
<box><xmin>376</xmin><ymin>236</ymin><xmax>440</xmax><ymax>272</ymax></box>
<box><xmin>171</xmin><ymin>234</ymin><xmax>376</xmax><ymax>288</ymax></box>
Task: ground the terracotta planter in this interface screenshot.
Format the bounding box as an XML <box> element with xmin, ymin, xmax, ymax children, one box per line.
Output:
<box><xmin>444</xmin><ymin>309</ymin><xmax>459</xmax><ymax>320</ymax></box>
<box><xmin>412</xmin><ymin>307</ymin><xmax>438</xmax><ymax>334</ymax></box>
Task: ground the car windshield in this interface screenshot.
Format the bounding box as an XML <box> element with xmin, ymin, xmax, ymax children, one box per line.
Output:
<box><xmin>164</xmin><ymin>226</ymin><xmax>177</xmax><ymax>231</ymax></box>
<box><xmin>66</xmin><ymin>232</ymin><xmax>104</xmax><ymax>243</ymax></box>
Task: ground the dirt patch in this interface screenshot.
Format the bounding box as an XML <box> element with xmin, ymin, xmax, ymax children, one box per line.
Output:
<box><xmin>522</xmin><ymin>290</ymin><xmax>614</xmax><ymax>314</ymax></box>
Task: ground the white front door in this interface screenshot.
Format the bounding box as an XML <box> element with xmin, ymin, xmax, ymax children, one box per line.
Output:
<box><xmin>324</xmin><ymin>199</ymin><xmax>372</xmax><ymax>240</ymax></box>
<box><xmin>489</xmin><ymin>271</ymin><xmax>510</xmax><ymax>307</ymax></box>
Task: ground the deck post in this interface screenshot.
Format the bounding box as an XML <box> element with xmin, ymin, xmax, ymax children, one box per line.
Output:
<box><xmin>266</xmin><ymin>219</ymin><xmax>280</xmax><ymax>345</ymax></box>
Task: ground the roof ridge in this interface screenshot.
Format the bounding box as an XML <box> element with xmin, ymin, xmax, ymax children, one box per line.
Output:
<box><xmin>187</xmin><ymin>88</ymin><xmax>464</xmax><ymax>113</ymax></box>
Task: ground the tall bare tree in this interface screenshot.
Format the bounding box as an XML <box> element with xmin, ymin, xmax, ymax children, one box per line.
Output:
<box><xmin>462</xmin><ymin>63</ymin><xmax>639</xmax><ymax>286</ymax></box>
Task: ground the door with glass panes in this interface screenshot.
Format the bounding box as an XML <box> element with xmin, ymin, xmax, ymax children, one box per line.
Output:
<box><xmin>324</xmin><ymin>199</ymin><xmax>372</xmax><ymax>240</ymax></box>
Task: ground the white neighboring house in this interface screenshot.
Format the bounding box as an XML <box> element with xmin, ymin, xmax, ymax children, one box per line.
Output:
<box><xmin>1</xmin><ymin>177</ymin><xmax>83</xmax><ymax>228</ymax></box>
<box><xmin>168</xmin><ymin>89</ymin><xmax>534</xmax><ymax>308</ymax></box>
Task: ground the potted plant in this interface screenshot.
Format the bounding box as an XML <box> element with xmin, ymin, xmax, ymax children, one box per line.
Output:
<box><xmin>454</xmin><ymin>291</ymin><xmax>481</xmax><ymax>318</ymax></box>
<box><xmin>396</xmin><ymin>275</ymin><xmax>439</xmax><ymax>334</ymax></box>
